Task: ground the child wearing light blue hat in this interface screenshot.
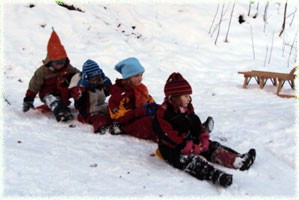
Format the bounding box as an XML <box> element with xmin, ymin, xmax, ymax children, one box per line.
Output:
<box><xmin>108</xmin><ymin>57</ymin><xmax>158</xmax><ymax>142</ymax></box>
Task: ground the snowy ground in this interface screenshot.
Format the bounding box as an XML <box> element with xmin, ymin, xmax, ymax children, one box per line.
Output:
<box><xmin>1</xmin><ymin>0</ymin><xmax>298</xmax><ymax>199</ymax></box>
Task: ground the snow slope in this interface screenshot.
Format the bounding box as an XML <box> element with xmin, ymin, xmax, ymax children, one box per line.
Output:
<box><xmin>1</xmin><ymin>0</ymin><xmax>298</xmax><ymax>198</ymax></box>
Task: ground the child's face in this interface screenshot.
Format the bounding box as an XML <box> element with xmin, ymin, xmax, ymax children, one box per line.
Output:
<box><xmin>129</xmin><ymin>73</ymin><xmax>143</xmax><ymax>86</ymax></box>
<box><xmin>51</xmin><ymin>58</ymin><xmax>66</xmax><ymax>71</ymax></box>
<box><xmin>179</xmin><ymin>94</ymin><xmax>191</xmax><ymax>107</ymax></box>
<box><xmin>88</xmin><ymin>76</ymin><xmax>103</xmax><ymax>85</ymax></box>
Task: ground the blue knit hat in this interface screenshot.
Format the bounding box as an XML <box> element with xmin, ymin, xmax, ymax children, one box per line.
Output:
<box><xmin>82</xmin><ymin>59</ymin><xmax>104</xmax><ymax>79</ymax></box>
<box><xmin>114</xmin><ymin>57</ymin><xmax>145</xmax><ymax>79</ymax></box>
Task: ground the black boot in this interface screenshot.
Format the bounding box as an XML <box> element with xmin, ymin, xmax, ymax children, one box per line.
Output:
<box><xmin>239</xmin><ymin>149</ymin><xmax>256</xmax><ymax>171</ymax></box>
<box><xmin>52</xmin><ymin>101</ymin><xmax>74</xmax><ymax>122</ymax></box>
<box><xmin>109</xmin><ymin>123</ymin><xmax>125</xmax><ymax>135</ymax></box>
<box><xmin>210</xmin><ymin>169</ymin><xmax>233</xmax><ymax>187</ymax></box>
<box><xmin>184</xmin><ymin>155</ymin><xmax>233</xmax><ymax>187</ymax></box>
<box><xmin>96</xmin><ymin>126</ymin><xmax>110</xmax><ymax>135</ymax></box>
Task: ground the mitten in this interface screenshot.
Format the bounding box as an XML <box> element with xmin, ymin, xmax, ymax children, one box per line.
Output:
<box><xmin>77</xmin><ymin>72</ymin><xmax>89</xmax><ymax>88</ymax></box>
<box><xmin>144</xmin><ymin>102</ymin><xmax>158</xmax><ymax>116</ymax></box>
<box><xmin>23</xmin><ymin>96</ymin><xmax>34</xmax><ymax>112</ymax></box>
<box><xmin>181</xmin><ymin>140</ymin><xmax>194</xmax><ymax>155</ymax></box>
<box><xmin>193</xmin><ymin>144</ymin><xmax>203</xmax><ymax>155</ymax></box>
<box><xmin>199</xmin><ymin>133</ymin><xmax>210</xmax><ymax>152</ymax></box>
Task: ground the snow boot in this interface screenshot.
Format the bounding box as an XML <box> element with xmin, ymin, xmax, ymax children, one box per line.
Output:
<box><xmin>184</xmin><ymin>155</ymin><xmax>233</xmax><ymax>187</ymax></box>
<box><xmin>210</xmin><ymin>170</ymin><xmax>233</xmax><ymax>187</ymax></box>
<box><xmin>235</xmin><ymin>149</ymin><xmax>256</xmax><ymax>171</ymax></box>
<box><xmin>44</xmin><ymin>94</ymin><xmax>73</xmax><ymax>122</ymax></box>
<box><xmin>203</xmin><ymin>116</ymin><xmax>214</xmax><ymax>133</ymax></box>
<box><xmin>96</xmin><ymin>126</ymin><xmax>111</xmax><ymax>135</ymax></box>
<box><xmin>52</xmin><ymin>102</ymin><xmax>74</xmax><ymax>122</ymax></box>
<box><xmin>109</xmin><ymin>123</ymin><xmax>124</xmax><ymax>135</ymax></box>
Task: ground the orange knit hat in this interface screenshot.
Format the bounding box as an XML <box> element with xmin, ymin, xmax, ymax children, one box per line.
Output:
<box><xmin>47</xmin><ymin>30</ymin><xmax>67</xmax><ymax>61</ymax></box>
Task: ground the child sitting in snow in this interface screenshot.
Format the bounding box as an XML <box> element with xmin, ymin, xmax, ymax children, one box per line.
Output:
<box><xmin>152</xmin><ymin>72</ymin><xmax>256</xmax><ymax>187</ymax></box>
<box><xmin>69</xmin><ymin>59</ymin><xmax>122</xmax><ymax>134</ymax></box>
<box><xmin>108</xmin><ymin>57</ymin><xmax>158</xmax><ymax>142</ymax></box>
<box><xmin>22</xmin><ymin>29</ymin><xmax>79</xmax><ymax>122</ymax></box>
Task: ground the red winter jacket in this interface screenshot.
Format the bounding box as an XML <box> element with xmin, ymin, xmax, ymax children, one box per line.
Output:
<box><xmin>108</xmin><ymin>79</ymin><xmax>155</xmax><ymax>124</ymax></box>
<box><xmin>152</xmin><ymin>98</ymin><xmax>207</xmax><ymax>149</ymax></box>
<box><xmin>108</xmin><ymin>79</ymin><xmax>158</xmax><ymax>141</ymax></box>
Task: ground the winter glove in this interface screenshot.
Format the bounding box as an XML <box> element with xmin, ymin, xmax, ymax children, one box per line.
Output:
<box><xmin>23</xmin><ymin>96</ymin><xmax>34</xmax><ymax>112</ymax></box>
<box><xmin>144</xmin><ymin>102</ymin><xmax>158</xmax><ymax>116</ymax></box>
<box><xmin>77</xmin><ymin>72</ymin><xmax>89</xmax><ymax>88</ymax></box>
<box><xmin>193</xmin><ymin>144</ymin><xmax>203</xmax><ymax>155</ymax></box>
<box><xmin>181</xmin><ymin>140</ymin><xmax>194</xmax><ymax>155</ymax></box>
<box><xmin>199</xmin><ymin>133</ymin><xmax>210</xmax><ymax>152</ymax></box>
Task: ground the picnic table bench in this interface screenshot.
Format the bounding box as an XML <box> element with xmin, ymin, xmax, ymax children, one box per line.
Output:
<box><xmin>238</xmin><ymin>67</ymin><xmax>297</xmax><ymax>98</ymax></box>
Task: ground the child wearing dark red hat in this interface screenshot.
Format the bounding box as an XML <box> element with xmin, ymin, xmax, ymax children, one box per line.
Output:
<box><xmin>153</xmin><ymin>72</ymin><xmax>256</xmax><ymax>187</ymax></box>
<box><xmin>22</xmin><ymin>29</ymin><xmax>79</xmax><ymax>122</ymax></box>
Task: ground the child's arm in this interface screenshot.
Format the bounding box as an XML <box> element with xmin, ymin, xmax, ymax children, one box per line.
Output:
<box><xmin>108</xmin><ymin>94</ymin><xmax>146</xmax><ymax>124</ymax></box>
<box><xmin>23</xmin><ymin>67</ymin><xmax>46</xmax><ymax>112</ymax></box>
<box><xmin>153</xmin><ymin>106</ymin><xmax>187</xmax><ymax>148</ymax></box>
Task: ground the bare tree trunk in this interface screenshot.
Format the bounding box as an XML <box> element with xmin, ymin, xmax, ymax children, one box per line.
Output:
<box><xmin>209</xmin><ymin>1</ymin><xmax>220</xmax><ymax>34</ymax></box>
<box><xmin>287</xmin><ymin>30</ymin><xmax>297</xmax><ymax>68</ymax></box>
<box><xmin>282</xmin><ymin>33</ymin><xmax>286</xmax><ymax>57</ymax></box>
<box><xmin>279</xmin><ymin>1</ymin><xmax>288</xmax><ymax>37</ymax></box>
<box><xmin>253</xmin><ymin>0</ymin><xmax>259</xmax><ymax>18</ymax></box>
<box><xmin>215</xmin><ymin>1</ymin><xmax>225</xmax><ymax>45</ymax></box>
<box><xmin>250</xmin><ymin>25</ymin><xmax>255</xmax><ymax>60</ymax></box>
<box><xmin>289</xmin><ymin>7</ymin><xmax>297</xmax><ymax>27</ymax></box>
<box><xmin>268</xmin><ymin>32</ymin><xmax>274</xmax><ymax>64</ymax></box>
<box><xmin>248</xmin><ymin>2</ymin><xmax>252</xmax><ymax>16</ymax></box>
<box><xmin>263</xmin><ymin>1</ymin><xmax>269</xmax><ymax>32</ymax></box>
<box><xmin>264</xmin><ymin>45</ymin><xmax>268</xmax><ymax>67</ymax></box>
<box><xmin>224</xmin><ymin>1</ymin><xmax>235</xmax><ymax>43</ymax></box>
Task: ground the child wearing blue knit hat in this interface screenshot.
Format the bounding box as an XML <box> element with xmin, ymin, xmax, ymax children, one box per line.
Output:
<box><xmin>69</xmin><ymin>59</ymin><xmax>122</xmax><ymax>134</ymax></box>
<box><xmin>108</xmin><ymin>57</ymin><xmax>158</xmax><ymax>142</ymax></box>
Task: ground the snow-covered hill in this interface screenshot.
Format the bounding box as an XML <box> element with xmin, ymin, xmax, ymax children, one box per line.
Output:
<box><xmin>1</xmin><ymin>0</ymin><xmax>298</xmax><ymax>198</ymax></box>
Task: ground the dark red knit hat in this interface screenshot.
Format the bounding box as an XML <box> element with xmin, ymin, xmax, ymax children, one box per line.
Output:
<box><xmin>164</xmin><ymin>72</ymin><xmax>192</xmax><ymax>97</ymax></box>
<box><xmin>47</xmin><ymin>30</ymin><xmax>67</xmax><ymax>61</ymax></box>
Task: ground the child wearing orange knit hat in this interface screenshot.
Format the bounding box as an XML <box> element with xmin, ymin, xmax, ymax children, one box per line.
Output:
<box><xmin>23</xmin><ymin>29</ymin><xmax>79</xmax><ymax>122</ymax></box>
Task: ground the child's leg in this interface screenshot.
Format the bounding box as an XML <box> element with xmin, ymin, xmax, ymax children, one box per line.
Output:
<box><xmin>89</xmin><ymin>114</ymin><xmax>112</xmax><ymax>133</ymax></box>
<box><xmin>202</xmin><ymin>141</ymin><xmax>256</xmax><ymax>171</ymax></box>
<box><xmin>124</xmin><ymin>116</ymin><xmax>158</xmax><ymax>142</ymax></box>
<box><xmin>180</xmin><ymin>154</ymin><xmax>233</xmax><ymax>187</ymax></box>
<box><xmin>89</xmin><ymin>114</ymin><xmax>124</xmax><ymax>135</ymax></box>
<box><xmin>44</xmin><ymin>94</ymin><xmax>73</xmax><ymax>122</ymax></box>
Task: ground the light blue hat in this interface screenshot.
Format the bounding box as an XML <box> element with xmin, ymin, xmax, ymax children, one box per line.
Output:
<box><xmin>114</xmin><ymin>57</ymin><xmax>145</xmax><ymax>79</ymax></box>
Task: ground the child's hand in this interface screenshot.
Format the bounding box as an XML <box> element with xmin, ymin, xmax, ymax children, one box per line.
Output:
<box><xmin>23</xmin><ymin>101</ymin><xmax>34</xmax><ymax>112</ymax></box>
<box><xmin>181</xmin><ymin>140</ymin><xmax>194</xmax><ymax>155</ymax></box>
<box><xmin>193</xmin><ymin>144</ymin><xmax>203</xmax><ymax>155</ymax></box>
<box><xmin>144</xmin><ymin>102</ymin><xmax>158</xmax><ymax>116</ymax></box>
<box><xmin>199</xmin><ymin>133</ymin><xmax>210</xmax><ymax>152</ymax></box>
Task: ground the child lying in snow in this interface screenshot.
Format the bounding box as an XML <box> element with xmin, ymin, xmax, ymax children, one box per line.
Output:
<box><xmin>152</xmin><ymin>72</ymin><xmax>256</xmax><ymax>187</ymax></box>
<box><xmin>69</xmin><ymin>59</ymin><xmax>122</xmax><ymax>134</ymax></box>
